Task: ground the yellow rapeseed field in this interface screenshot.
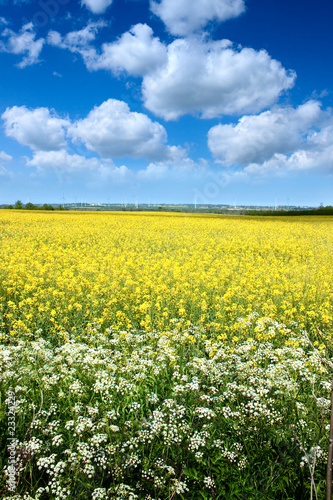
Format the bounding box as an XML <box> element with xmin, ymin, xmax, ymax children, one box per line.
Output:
<box><xmin>0</xmin><ymin>210</ymin><xmax>333</xmax><ymax>344</ymax></box>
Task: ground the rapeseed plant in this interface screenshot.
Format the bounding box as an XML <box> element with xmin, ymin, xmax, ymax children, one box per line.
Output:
<box><xmin>0</xmin><ymin>211</ymin><xmax>332</xmax><ymax>342</ymax></box>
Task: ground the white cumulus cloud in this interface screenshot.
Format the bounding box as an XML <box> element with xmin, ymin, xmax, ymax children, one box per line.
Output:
<box><xmin>47</xmin><ymin>24</ymin><xmax>295</xmax><ymax>121</ymax></box>
<box><xmin>207</xmin><ymin>100</ymin><xmax>333</xmax><ymax>176</ymax></box>
<box><xmin>92</xmin><ymin>24</ymin><xmax>167</xmax><ymax>76</ymax></box>
<box><xmin>26</xmin><ymin>149</ymin><xmax>115</xmax><ymax>172</ymax></box>
<box><xmin>0</xmin><ymin>22</ymin><xmax>44</xmax><ymax>68</ymax></box>
<box><xmin>244</xmin><ymin>147</ymin><xmax>333</xmax><ymax>176</ymax></box>
<box><xmin>150</xmin><ymin>0</ymin><xmax>245</xmax><ymax>36</ymax></box>
<box><xmin>2</xmin><ymin>106</ymin><xmax>69</xmax><ymax>151</ymax></box>
<box><xmin>137</xmin><ymin>156</ymin><xmax>198</xmax><ymax>181</ymax></box>
<box><xmin>208</xmin><ymin>100</ymin><xmax>323</xmax><ymax>165</ymax></box>
<box><xmin>2</xmin><ymin>100</ymin><xmax>185</xmax><ymax>163</ymax></box>
<box><xmin>68</xmin><ymin>98</ymin><xmax>184</xmax><ymax>161</ymax></box>
<box><xmin>142</xmin><ymin>37</ymin><xmax>296</xmax><ymax>120</ymax></box>
<box><xmin>48</xmin><ymin>23</ymin><xmax>166</xmax><ymax>76</ymax></box>
<box><xmin>81</xmin><ymin>0</ymin><xmax>113</xmax><ymax>14</ymax></box>
<box><xmin>26</xmin><ymin>149</ymin><xmax>132</xmax><ymax>184</ymax></box>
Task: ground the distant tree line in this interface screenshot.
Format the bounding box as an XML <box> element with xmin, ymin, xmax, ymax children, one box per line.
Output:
<box><xmin>247</xmin><ymin>205</ymin><xmax>333</xmax><ymax>216</ymax></box>
<box><xmin>5</xmin><ymin>200</ymin><xmax>64</xmax><ymax>211</ymax></box>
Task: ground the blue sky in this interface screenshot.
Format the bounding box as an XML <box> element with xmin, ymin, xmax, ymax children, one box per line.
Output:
<box><xmin>0</xmin><ymin>0</ymin><xmax>332</xmax><ymax>206</ymax></box>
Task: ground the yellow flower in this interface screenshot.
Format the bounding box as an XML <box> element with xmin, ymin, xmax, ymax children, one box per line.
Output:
<box><xmin>0</xmin><ymin>210</ymin><xmax>332</xmax><ymax>342</ymax></box>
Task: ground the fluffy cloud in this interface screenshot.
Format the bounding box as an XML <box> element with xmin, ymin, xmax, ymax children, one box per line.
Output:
<box><xmin>2</xmin><ymin>106</ymin><xmax>69</xmax><ymax>151</ymax></box>
<box><xmin>92</xmin><ymin>24</ymin><xmax>167</xmax><ymax>76</ymax></box>
<box><xmin>48</xmin><ymin>22</ymin><xmax>105</xmax><ymax>50</ymax></box>
<box><xmin>244</xmin><ymin>147</ymin><xmax>333</xmax><ymax>176</ymax></box>
<box><xmin>68</xmin><ymin>99</ymin><xmax>184</xmax><ymax>161</ymax></box>
<box><xmin>47</xmin><ymin>21</ymin><xmax>106</xmax><ymax>69</ymax></box>
<box><xmin>137</xmin><ymin>162</ymin><xmax>170</xmax><ymax>181</ymax></box>
<box><xmin>81</xmin><ymin>0</ymin><xmax>113</xmax><ymax>14</ymax></box>
<box><xmin>26</xmin><ymin>149</ymin><xmax>133</xmax><ymax>186</ymax></box>
<box><xmin>0</xmin><ymin>22</ymin><xmax>44</xmax><ymax>68</ymax></box>
<box><xmin>137</xmin><ymin>156</ymin><xmax>197</xmax><ymax>181</ymax></box>
<box><xmin>208</xmin><ymin>100</ymin><xmax>323</xmax><ymax>165</ymax></box>
<box><xmin>150</xmin><ymin>0</ymin><xmax>245</xmax><ymax>36</ymax></box>
<box><xmin>0</xmin><ymin>150</ymin><xmax>13</xmax><ymax>162</ymax></box>
<box><xmin>27</xmin><ymin>149</ymin><xmax>104</xmax><ymax>172</ymax></box>
<box><xmin>206</xmin><ymin>100</ymin><xmax>333</xmax><ymax>176</ymax></box>
<box><xmin>2</xmin><ymin>100</ymin><xmax>185</xmax><ymax>164</ymax></box>
<box><xmin>47</xmin><ymin>24</ymin><xmax>295</xmax><ymax>120</ymax></box>
<box><xmin>141</xmin><ymin>38</ymin><xmax>295</xmax><ymax>120</ymax></box>
<box><xmin>48</xmin><ymin>23</ymin><xmax>166</xmax><ymax>76</ymax></box>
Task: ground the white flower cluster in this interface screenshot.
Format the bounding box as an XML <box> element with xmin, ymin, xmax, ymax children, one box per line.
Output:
<box><xmin>203</xmin><ymin>475</ymin><xmax>215</xmax><ymax>489</ymax></box>
<box><xmin>0</xmin><ymin>319</ymin><xmax>330</xmax><ymax>498</ymax></box>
